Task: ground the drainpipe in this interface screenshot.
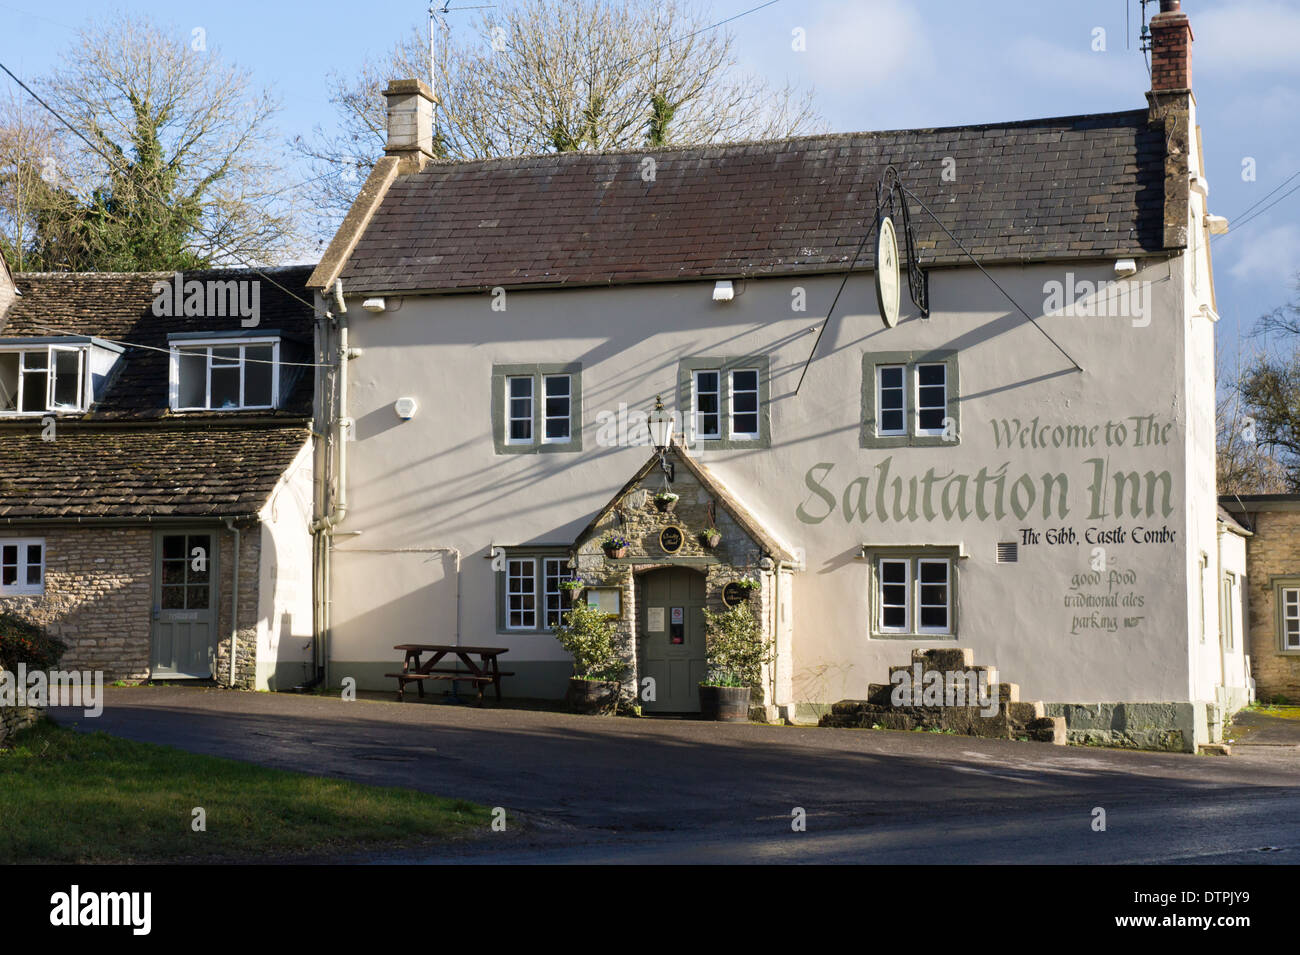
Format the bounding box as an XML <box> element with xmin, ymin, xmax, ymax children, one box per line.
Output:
<box><xmin>224</xmin><ymin>518</ymin><xmax>240</xmax><ymax>687</ymax></box>
<box><xmin>304</xmin><ymin>280</ymin><xmax>352</xmax><ymax>691</ymax></box>
<box><xmin>771</xmin><ymin>560</ymin><xmax>793</xmax><ymax>718</ymax></box>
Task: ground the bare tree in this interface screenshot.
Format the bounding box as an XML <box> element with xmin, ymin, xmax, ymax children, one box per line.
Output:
<box><xmin>299</xmin><ymin>0</ymin><xmax>822</xmax><ymax>225</ymax></box>
<box><xmin>1217</xmin><ymin>337</ymin><xmax>1290</xmax><ymax>494</ymax></box>
<box><xmin>18</xmin><ymin>12</ymin><xmax>297</xmax><ymax>268</ymax></box>
<box><xmin>0</xmin><ymin>92</ymin><xmax>63</xmax><ymax>271</ymax></box>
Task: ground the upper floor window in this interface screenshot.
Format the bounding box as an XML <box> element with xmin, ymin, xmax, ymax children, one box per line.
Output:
<box><xmin>0</xmin><ymin>345</ymin><xmax>88</xmax><ymax>415</ymax></box>
<box><xmin>492</xmin><ymin>363</ymin><xmax>582</xmax><ymax>454</ymax></box>
<box><xmin>169</xmin><ymin>337</ymin><xmax>279</xmax><ymax>411</ymax></box>
<box><xmin>678</xmin><ymin>356</ymin><xmax>770</xmax><ymax>449</ymax></box>
<box><xmin>861</xmin><ymin>350</ymin><xmax>959</xmax><ymax>448</ymax></box>
<box><xmin>0</xmin><ymin>538</ymin><xmax>44</xmax><ymax>595</ymax></box>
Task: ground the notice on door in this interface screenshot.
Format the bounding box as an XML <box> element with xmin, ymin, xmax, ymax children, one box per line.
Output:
<box><xmin>647</xmin><ymin>607</ymin><xmax>665</xmax><ymax>632</ymax></box>
<box><xmin>671</xmin><ymin>607</ymin><xmax>684</xmax><ymax>625</ymax></box>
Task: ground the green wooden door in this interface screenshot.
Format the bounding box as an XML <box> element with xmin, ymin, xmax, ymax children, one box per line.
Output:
<box><xmin>151</xmin><ymin>531</ymin><xmax>217</xmax><ymax>678</ymax></box>
<box><xmin>639</xmin><ymin>567</ymin><xmax>707</xmax><ymax>713</ymax></box>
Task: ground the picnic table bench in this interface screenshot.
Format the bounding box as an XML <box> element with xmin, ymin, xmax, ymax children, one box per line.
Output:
<box><xmin>386</xmin><ymin>644</ymin><xmax>511</xmax><ymax>704</ymax></box>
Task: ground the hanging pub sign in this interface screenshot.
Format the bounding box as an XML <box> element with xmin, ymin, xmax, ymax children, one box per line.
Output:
<box><xmin>659</xmin><ymin>526</ymin><xmax>684</xmax><ymax>554</ymax></box>
<box><xmin>875</xmin><ymin>216</ymin><xmax>900</xmax><ymax>328</ymax></box>
<box><xmin>874</xmin><ymin>164</ymin><xmax>929</xmax><ymax>328</ymax></box>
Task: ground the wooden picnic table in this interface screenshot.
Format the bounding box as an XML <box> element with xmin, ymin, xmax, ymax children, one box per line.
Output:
<box><xmin>386</xmin><ymin>644</ymin><xmax>512</xmax><ymax>705</ymax></box>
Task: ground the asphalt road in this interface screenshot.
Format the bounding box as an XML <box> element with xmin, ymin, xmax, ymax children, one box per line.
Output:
<box><xmin>51</xmin><ymin>687</ymin><xmax>1300</xmax><ymax>864</ymax></box>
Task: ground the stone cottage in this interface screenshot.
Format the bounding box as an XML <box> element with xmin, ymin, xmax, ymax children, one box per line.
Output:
<box><xmin>1220</xmin><ymin>495</ymin><xmax>1300</xmax><ymax>703</ymax></box>
<box><xmin>0</xmin><ymin>263</ymin><xmax>316</xmax><ymax>690</ymax></box>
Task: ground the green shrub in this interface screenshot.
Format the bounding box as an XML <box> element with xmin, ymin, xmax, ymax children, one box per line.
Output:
<box><xmin>702</xmin><ymin>604</ymin><xmax>771</xmax><ymax>690</ymax></box>
<box><xmin>552</xmin><ymin>601</ymin><xmax>625</xmax><ymax>681</ymax></box>
<box><xmin>0</xmin><ymin>614</ymin><xmax>67</xmax><ymax>670</ymax></box>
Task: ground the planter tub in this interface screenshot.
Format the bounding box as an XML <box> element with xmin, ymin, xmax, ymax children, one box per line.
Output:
<box><xmin>603</xmin><ymin>546</ymin><xmax>628</xmax><ymax>559</ymax></box>
<box><xmin>699</xmin><ymin>684</ymin><xmax>751</xmax><ymax>722</ymax></box>
<box><xmin>566</xmin><ymin>677</ymin><xmax>620</xmax><ymax>715</ymax></box>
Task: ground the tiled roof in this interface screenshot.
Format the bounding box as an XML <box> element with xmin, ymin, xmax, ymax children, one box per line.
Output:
<box><xmin>0</xmin><ymin>425</ymin><xmax>309</xmax><ymax>520</ymax></box>
<box><xmin>0</xmin><ymin>266</ymin><xmax>317</xmax><ymax>420</ymax></box>
<box><xmin>337</xmin><ymin>110</ymin><xmax>1167</xmax><ymax>294</ymax></box>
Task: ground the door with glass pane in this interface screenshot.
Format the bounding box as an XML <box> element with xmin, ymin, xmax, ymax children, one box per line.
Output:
<box><xmin>151</xmin><ymin>531</ymin><xmax>217</xmax><ymax>678</ymax></box>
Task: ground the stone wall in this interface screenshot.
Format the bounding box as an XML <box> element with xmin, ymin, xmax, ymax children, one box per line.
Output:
<box><xmin>0</xmin><ymin>527</ymin><xmax>152</xmax><ymax>680</ymax></box>
<box><xmin>213</xmin><ymin>524</ymin><xmax>262</xmax><ymax>689</ymax></box>
<box><xmin>1242</xmin><ymin>509</ymin><xmax>1300</xmax><ymax>702</ymax></box>
<box><xmin>573</xmin><ymin>461</ymin><xmax>773</xmax><ymax>703</ymax></box>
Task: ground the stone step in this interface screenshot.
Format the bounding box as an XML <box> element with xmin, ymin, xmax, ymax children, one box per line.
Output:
<box><xmin>1024</xmin><ymin>716</ymin><xmax>1067</xmax><ymax>745</ymax></box>
<box><xmin>1006</xmin><ymin>700</ymin><xmax>1045</xmax><ymax>724</ymax></box>
<box><xmin>911</xmin><ymin>647</ymin><xmax>974</xmax><ymax>669</ymax></box>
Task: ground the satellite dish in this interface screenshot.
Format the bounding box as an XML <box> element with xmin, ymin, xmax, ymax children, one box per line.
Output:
<box><xmin>876</xmin><ymin>215</ymin><xmax>901</xmax><ymax>328</ymax></box>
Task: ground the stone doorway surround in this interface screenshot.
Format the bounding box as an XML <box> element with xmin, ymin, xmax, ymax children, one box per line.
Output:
<box><xmin>570</xmin><ymin>442</ymin><xmax>797</xmax><ymax>716</ymax></box>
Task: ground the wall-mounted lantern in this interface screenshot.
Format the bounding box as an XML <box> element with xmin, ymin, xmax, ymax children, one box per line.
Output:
<box><xmin>646</xmin><ymin>394</ymin><xmax>675</xmax><ymax>482</ymax></box>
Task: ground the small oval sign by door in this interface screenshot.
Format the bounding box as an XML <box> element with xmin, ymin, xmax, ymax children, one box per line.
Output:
<box><xmin>721</xmin><ymin>582</ymin><xmax>748</xmax><ymax>607</ymax></box>
<box><xmin>876</xmin><ymin>215</ymin><xmax>900</xmax><ymax>328</ymax></box>
<box><xmin>659</xmin><ymin>526</ymin><xmax>684</xmax><ymax>554</ymax></box>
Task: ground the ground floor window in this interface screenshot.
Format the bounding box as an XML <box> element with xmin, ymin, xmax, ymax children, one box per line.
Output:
<box><xmin>499</xmin><ymin>549</ymin><xmax>573</xmax><ymax>632</ymax></box>
<box><xmin>1281</xmin><ymin>586</ymin><xmax>1300</xmax><ymax>651</ymax></box>
<box><xmin>869</xmin><ymin>549</ymin><xmax>956</xmax><ymax>637</ymax></box>
<box><xmin>0</xmin><ymin>538</ymin><xmax>44</xmax><ymax>595</ymax></box>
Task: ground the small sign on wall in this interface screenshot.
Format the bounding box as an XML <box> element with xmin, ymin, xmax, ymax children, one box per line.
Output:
<box><xmin>647</xmin><ymin>607</ymin><xmax>665</xmax><ymax>632</ymax></box>
<box><xmin>587</xmin><ymin>587</ymin><xmax>621</xmax><ymax>618</ymax></box>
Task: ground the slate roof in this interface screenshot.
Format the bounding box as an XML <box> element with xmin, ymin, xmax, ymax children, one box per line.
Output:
<box><xmin>0</xmin><ymin>425</ymin><xmax>309</xmax><ymax>520</ymax></box>
<box><xmin>337</xmin><ymin>110</ymin><xmax>1167</xmax><ymax>294</ymax></box>
<box><xmin>0</xmin><ymin>266</ymin><xmax>317</xmax><ymax>420</ymax></box>
<box><xmin>0</xmin><ymin>266</ymin><xmax>317</xmax><ymax>521</ymax></box>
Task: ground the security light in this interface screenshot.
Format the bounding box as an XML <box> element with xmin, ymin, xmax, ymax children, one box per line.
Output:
<box><xmin>1114</xmin><ymin>259</ymin><xmax>1138</xmax><ymax>278</ymax></box>
<box><xmin>712</xmin><ymin>280</ymin><xmax>735</xmax><ymax>302</ymax></box>
<box><xmin>362</xmin><ymin>298</ymin><xmax>387</xmax><ymax>313</ymax></box>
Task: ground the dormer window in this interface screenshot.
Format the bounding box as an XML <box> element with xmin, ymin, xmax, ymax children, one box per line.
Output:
<box><xmin>169</xmin><ymin>336</ymin><xmax>280</xmax><ymax>411</ymax></box>
<box><xmin>0</xmin><ymin>343</ymin><xmax>91</xmax><ymax>415</ymax></box>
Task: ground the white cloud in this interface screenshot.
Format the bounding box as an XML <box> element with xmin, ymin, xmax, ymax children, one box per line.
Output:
<box><xmin>802</xmin><ymin>0</ymin><xmax>934</xmax><ymax>90</ymax></box>
<box><xmin>1225</xmin><ymin>223</ymin><xmax>1300</xmax><ymax>283</ymax></box>
<box><xmin>1006</xmin><ymin>36</ymin><xmax>1142</xmax><ymax>97</ymax></box>
<box><xmin>1195</xmin><ymin>1</ymin><xmax>1300</xmax><ymax>74</ymax></box>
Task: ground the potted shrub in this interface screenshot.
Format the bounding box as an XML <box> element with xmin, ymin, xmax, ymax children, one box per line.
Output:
<box><xmin>599</xmin><ymin>532</ymin><xmax>630</xmax><ymax>559</ymax></box>
<box><xmin>552</xmin><ymin>600</ymin><xmax>626</xmax><ymax>714</ymax></box>
<box><xmin>699</xmin><ymin>603</ymin><xmax>772</xmax><ymax>722</ymax></box>
<box><xmin>652</xmin><ymin>490</ymin><xmax>679</xmax><ymax>513</ymax></box>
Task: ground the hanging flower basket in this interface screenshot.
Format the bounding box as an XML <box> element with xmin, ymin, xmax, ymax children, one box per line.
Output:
<box><xmin>699</xmin><ymin>529</ymin><xmax>722</xmax><ymax>549</ymax></box>
<box><xmin>653</xmin><ymin>491</ymin><xmax>679</xmax><ymax>513</ymax></box>
<box><xmin>599</xmin><ymin>532</ymin><xmax>630</xmax><ymax>559</ymax></box>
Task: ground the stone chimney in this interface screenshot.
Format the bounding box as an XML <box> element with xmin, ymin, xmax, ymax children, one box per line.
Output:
<box><xmin>1146</xmin><ymin>0</ymin><xmax>1194</xmax><ymax>250</ymax></box>
<box><xmin>1149</xmin><ymin>0</ymin><xmax>1193</xmax><ymax>92</ymax></box>
<box><xmin>382</xmin><ymin>79</ymin><xmax>437</xmax><ymax>172</ymax></box>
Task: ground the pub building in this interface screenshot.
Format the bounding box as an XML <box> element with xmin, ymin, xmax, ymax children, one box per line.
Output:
<box><xmin>306</xmin><ymin>1</ymin><xmax>1244</xmax><ymax>749</ymax></box>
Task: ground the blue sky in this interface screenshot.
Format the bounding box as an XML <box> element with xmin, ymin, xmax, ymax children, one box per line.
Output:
<box><xmin>1</xmin><ymin>0</ymin><xmax>1296</xmax><ymax>356</ymax></box>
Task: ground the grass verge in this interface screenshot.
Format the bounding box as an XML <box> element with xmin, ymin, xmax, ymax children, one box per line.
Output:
<box><xmin>0</xmin><ymin>720</ymin><xmax>493</xmax><ymax>863</ymax></box>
